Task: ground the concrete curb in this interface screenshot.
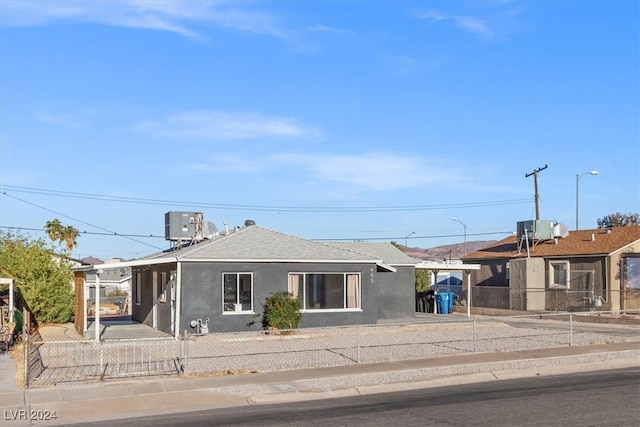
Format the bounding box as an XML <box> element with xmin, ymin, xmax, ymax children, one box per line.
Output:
<box><xmin>2</xmin><ymin>345</ymin><xmax>638</xmax><ymax>426</ymax></box>
<box><xmin>246</xmin><ymin>350</ymin><xmax>640</xmax><ymax>404</ymax></box>
<box><xmin>0</xmin><ymin>349</ymin><xmax>640</xmax><ymax>427</ymax></box>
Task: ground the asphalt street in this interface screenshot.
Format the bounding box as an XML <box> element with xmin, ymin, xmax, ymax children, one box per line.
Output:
<box><xmin>62</xmin><ymin>367</ymin><xmax>640</xmax><ymax>427</ymax></box>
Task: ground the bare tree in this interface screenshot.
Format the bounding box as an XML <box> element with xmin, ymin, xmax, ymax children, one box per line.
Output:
<box><xmin>597</xmin><ymin>212</ymin><xmax>640</xmax><ymax>228</ymax></box>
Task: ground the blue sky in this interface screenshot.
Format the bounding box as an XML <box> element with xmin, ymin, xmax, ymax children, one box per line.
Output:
<box><xmin>0</xmin><ymin>0</ymin><xmax>638</xmax><ymax>260</ymax></box>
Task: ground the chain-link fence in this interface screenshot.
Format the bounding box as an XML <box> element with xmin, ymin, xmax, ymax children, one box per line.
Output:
<box><xmin>25</xmin><ymin>334</ymin><xmax>182</xmax><ymax>388</ymax></box>
<box><xmin>23</xmin><ymin>310</ymin><xmax>640</xmax><ymax>388</ymax></box>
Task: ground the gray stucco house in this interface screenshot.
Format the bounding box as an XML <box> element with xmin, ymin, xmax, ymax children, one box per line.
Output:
<box><xmin>124</xmin><ymin>223</ymin><xmax>420</xmax><ymax>336</ymax></box>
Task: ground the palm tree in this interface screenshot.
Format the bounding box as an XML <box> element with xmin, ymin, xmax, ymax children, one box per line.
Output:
<box><xmin>61</xmin><ymin>225</ymin><xmax>80</xmax><ymax>256</ymax></box>
<box><xmin>44</xmin><ymin>219</ymin><xmax>63</xmax><ymax>249</ymax></box>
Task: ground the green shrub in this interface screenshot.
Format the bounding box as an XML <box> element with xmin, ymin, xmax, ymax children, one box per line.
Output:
<box><xmin>415</xmin><ymin>269</ymin><xmax>431</xmax><ymax>292</ymax></box>
<box><xmin>0</xmin><ymin>231</ymin><xmax>74</xmax><ymax>324</ymax></box>
<box><xmin>262</xmin><ymin>291</ymin><xmax>303</xmax><ymax>330</ymax></box>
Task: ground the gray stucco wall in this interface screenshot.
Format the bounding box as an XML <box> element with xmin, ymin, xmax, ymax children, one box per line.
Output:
<box><xmin>133</xmin><ymin>260</ymin><xmax>417</xmax><ymax>334</ymax></box>
<box><xmin>132</xmin><ymin>264</ymin><xmax>176</xmax><ymax>333</ymax></box>
<box><xmin>131</xmin><ymin>269</ymin><xmax>153</xmax><ymax>325</ymax></box>
<box><xmin>178</xmin><ymin>261</ymin><xmax>379</xmax><ymax>334</ymax></box>
<box><xmin>373</xmin><ymin>266</ymin><xmax>415</xmax><ymax>319</ymax></box>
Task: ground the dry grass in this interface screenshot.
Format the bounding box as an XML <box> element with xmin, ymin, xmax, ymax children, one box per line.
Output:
<box><xmin>8</xmin><ymin>341</ymin><xmax>25</xmax><ymax>389</ymax></box>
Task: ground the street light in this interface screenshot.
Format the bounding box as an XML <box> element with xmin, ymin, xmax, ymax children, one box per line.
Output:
<box><xmin>404</xmin><ymin>231</ymin><xmax>415</xmax><ymax>250</ymax></box>
<box><xmin>452</xmin><ymin>217</ymin><xmax>467</xmax><ymax>256</ymax></box>
<box><xmin>576</xmin><ymin>170</ymin><xmax>598</xmax><ymax>230</ymax></box>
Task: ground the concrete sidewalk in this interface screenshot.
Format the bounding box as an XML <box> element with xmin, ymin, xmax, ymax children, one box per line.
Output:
<box><xmin>1</xmin><ymin>341</ymin><xmax>638</xmax><ymax>426</ymax></box>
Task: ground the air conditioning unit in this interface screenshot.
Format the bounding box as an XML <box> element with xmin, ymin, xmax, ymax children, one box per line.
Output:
<box><xmin>165</xmin><ymin>212</ymin><xmax>198</xmax><ymax>241</ymax></box>
<box><xmin>517</xmin><ymin>220</ymin><xmax>555</xmax><ymax>241</ymax></box>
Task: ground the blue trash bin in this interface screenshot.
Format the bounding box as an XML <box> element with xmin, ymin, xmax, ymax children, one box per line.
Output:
<box><xmin>435</xmin><ymin>292</ymin><xmax>451</xmax><ymax>314</ymax></box>
<box><xmin>445</xmin><ymin>292</ymin><xmax>456</xmax><ymax>313</ymax></box>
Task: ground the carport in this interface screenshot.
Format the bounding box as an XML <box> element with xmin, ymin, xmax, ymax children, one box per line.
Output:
<box><xmin>415</xmin><ymin>261</ymin><xmax>480</xmax><ymax>317</ymax></box>
<box><xmin>74</xmin><ymin>257</ymin><xmax>179</xmax><ymax>342</ymax></box>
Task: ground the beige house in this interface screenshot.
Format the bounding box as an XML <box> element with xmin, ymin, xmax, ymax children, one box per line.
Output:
<box><xmin>462</xmin><ymin>226</ymin><xmax>640</xmax><ymax>312</ymax></box>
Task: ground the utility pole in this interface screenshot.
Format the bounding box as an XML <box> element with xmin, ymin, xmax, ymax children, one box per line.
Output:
<box><xmin>525</xmin><ymin>164</ymin><xmax>548</xmax><ymax>220</ymax></box>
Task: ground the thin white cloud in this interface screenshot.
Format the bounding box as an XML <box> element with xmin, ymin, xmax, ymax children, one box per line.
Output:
<box><xmin>0</xmin><ymin>0</ymin><xmax>291</xmax><ymax>42</ymax></box>
<box><xmin>453</xmin><ymin>16</ymin><xmax>492</xmax><ymax>36</ymax></box>
<box><xmin>306</xmin><ymin>24</ymin><xmax>352</xmax><ymax>35</ymax></box>
<box><xmin>134</xmin><ymin>110</ymin><xmax>319</xmax><ymax>141</ymax></box>
<box><xmin>182</xmin><ymin>151</ymin><xmax>474</xmax><ymax>193</ymax></box>
<box><xmin>272</xmin><ymin>152</ymin><xmax>463</xmax><ymax>192</ymax></box>
<box><xmin>188</xmin><ymin>154</ymin><xmax>262</xmax><ymax>173</ymax></box>
<box><xmin>415</xmin><ymin>9</ymin><xmax>493</xmax><ymax>37</ymax></box>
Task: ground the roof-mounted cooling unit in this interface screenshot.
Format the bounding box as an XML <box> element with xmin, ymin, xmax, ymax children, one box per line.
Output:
<box><xmin>517</xmin><ymin>220</ymin><xmax>556</xmax><ymax>241</ymax></box>
<box><xmin>165</xmin><ymin>212</ymin><xmax>218</xmax><ymax>242</ymax></box>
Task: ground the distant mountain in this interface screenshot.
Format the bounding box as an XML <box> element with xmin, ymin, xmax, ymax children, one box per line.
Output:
<box><xmin>405</xmin><ymin>240</ymin><xmax>496</xmax><ymax>261</ymax></box>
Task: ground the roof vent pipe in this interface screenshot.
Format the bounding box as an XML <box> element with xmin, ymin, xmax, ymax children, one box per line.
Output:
<box><xmin>591</xmin><ymin>233</ymin><xmax>595</xmax><ymax>242</ymax></box>
<box><xmin>224</xmin><ymin>221</ymin><xmax>229</xmax><ymax>234</ymax></box>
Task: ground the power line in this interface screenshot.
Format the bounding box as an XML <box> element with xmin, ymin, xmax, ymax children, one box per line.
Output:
<box><xmin>0</xmin><ymin>225</ymin><xmax>511</xmax><ymax>243</ymax></box>
<box><xmin>1</xmin><ymin>192</ymin><xmax>164</xmax><ymax>250</ymax></box>
<box><xmin>314</xmin><ymin>231</ymin><xmax>513</xmax><ymax>241</ymax></box>
<box><xmin>0</xmin><ymin>185</ymin><xmax>533</xmax><ymax>213</ymax></box>
<box><xmin>0</xmin><ymin>187</ymin><xmax>518</xmax><ymax>248</ymax></box>
<box><xmin>0</xmin><ymin>225</ymin><xmax>165</xmax><ymax>239</ymax></box>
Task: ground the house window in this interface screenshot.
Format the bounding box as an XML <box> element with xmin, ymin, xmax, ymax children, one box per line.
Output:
<box><xmin>223</xmin><ymin>273</ymin><xmax>253</xmax><ymax>313</ymax></box>
<box><xmin>288</xmin><ymin>273</ymin><xmax>361</xmax><ymax>311</ymax></box>
<box><xmin>624</xmin><ymin>256</ymin><xmax>640</xmax><ymax>289</ymax></box>
<box><xmin>549</xmin><ymin>261</ymin><xmax>570</xmax><ymax>288</ymax></box>
<box><xmin>135</xmin><ymin>272</ymin><xmax>142</xmax><ymax>305</ymax></box>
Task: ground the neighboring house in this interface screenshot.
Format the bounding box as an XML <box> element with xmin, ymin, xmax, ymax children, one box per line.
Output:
<box><xmin>462</xmin><ymin>226</ymin><xmax>640</xmax><ymax>312</ymax></box>
<box><xmin>76</xmin><ymin>223</ymin><xmax>423</xmax><ymax>337</ymax></box>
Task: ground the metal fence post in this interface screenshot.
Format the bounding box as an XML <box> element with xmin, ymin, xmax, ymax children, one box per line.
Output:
<box><xmin>356</xmin><ymin>324</ymin><xmax>360</xmax><ymax>364</ymax></box>
<box><xmin>99</xmin><ymin>339</ymin><xmax>104</xmax><ymax>375</ymax></box>
<box><xmin>23</xmin><ymin>331</ymin><xmax>29</xmax><ymax>389</ymax></box>
<box><xmin>473</xmin><ymin>318</ymin><xmax>477</xmax><ymax>353</ymax></box>
<box><xmin>182</xmin><ymin>330</ymin><xmax>188</xmax><ymax>373</ymax></box>
<box><xmin>569</xmin><ymin>313</ymin><xmax>573</xmax><ymax>347</ymax></box>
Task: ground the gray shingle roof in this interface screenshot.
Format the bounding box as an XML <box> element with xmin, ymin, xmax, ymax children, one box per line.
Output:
<box><xmin>158</xmin><ymin>225</ymin><xmax>383</xmax><ymax>263</ymax></box>
<box><xmin>325</xmin><ymin>241</ymin><xmax>422</xmax><ymax>266</ymax></box>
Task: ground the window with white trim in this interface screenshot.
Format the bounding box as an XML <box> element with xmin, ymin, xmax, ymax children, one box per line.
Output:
<box><xmin>288</xmin><ymin>273</ymin><xmax>361</xmax><ymax>310</ymax></box>
<box><xmin>549</xmin><ymin>261</ymin><xmax>570</xmax><ymax>288</ymax></box>
<box><xmin>223</xmin><ymin>273</ymin><xmax>253</xmax><ymax>313</ymax></box>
